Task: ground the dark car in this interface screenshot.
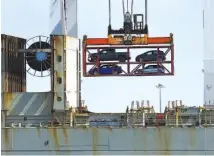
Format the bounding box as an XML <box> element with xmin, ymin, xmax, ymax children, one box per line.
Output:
<box><xmin>135</xmin><ymin>50</ymin><xmax>166</xmax><ymax>62</ymax></box>
<box><xmin>135</xmin><ymin>65</ymin><xmax>165</xmax><ymax>74</ymax></box>
<box><xmin>88</xmin><ymin>64</ymin><xmax>122</xmax><ymax>75</ymax></box>
<box><xmin>88</xmin><ymin>48</ymin><xmax>130</xmax><ymax>62</ymax></box>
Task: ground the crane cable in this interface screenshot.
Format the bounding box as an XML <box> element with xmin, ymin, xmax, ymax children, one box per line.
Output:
<box><xmin>127</xmin><ymin>0</ymin><xmax>128</xmax><ymax>12</ymax></box>
<box><xmin>61</xmin><ymin>0</ymin><xmax>67</xmax><ymax>35</ymax></box>
<box><xmin>131</xmin><ymin>0</ymin><xmax>133</xmax><ymax>22</ymax></box>
<box><xmin>122</xmin><ymin>0</ymin><xmax>125</xmax><ymax>17</ymax></box>
<box><xmin>123</xmin><ymin>0</ymin><xmax>134</xmax><ymax>22</ymax></box>
<box><xmin>145</xmin><ymin>0</ymin><xmax>147</xmax><ymax>25</ymax></box>
<box><xmin>109</xmin><ymin>0</ymin><xmax>111</xmax><ymax>25</ymax></box>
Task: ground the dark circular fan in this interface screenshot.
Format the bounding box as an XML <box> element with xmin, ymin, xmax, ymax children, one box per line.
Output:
<box><xmin>25</xmin><ymin>36</ymin><xmax>51</xmax><ymax>77</ymax></box>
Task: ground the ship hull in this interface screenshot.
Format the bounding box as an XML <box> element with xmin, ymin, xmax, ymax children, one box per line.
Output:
<box><xmin>2</xmin><ymin>127</ymin><xmax>214</xmax><ymax>155</ymax></box>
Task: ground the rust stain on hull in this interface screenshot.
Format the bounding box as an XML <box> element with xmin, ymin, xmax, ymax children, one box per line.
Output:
<box><xmin>189</xmin><ymin>128</ymin><xmax>196</xmax><ymax>148</ymax></box>
<box><xmin>156</xmin><ymin>128</ymin><xmax>171</xmax><ymax>155</ymax></box>
<box><xmin>142</xmin><ymin>128</ymin><xmax>148</xmax><ymax>151</ymax></box>
<box><xmin>37</xmin><ymin>127</ymin><xmax>41</xmax><ymax>138</ymax></box>
<box><xmin>62</xmin><ymin>127</ymin><xmax>68</xmax><ymax>144</ymax></box>
<box><xmin>47</xmin><ymin>128</ymin><xmax>60</xmax><ymax>150</ymax></box>
<box><xmin>108</xmin><ymin>127</ymin><xmax>113</xmax><ymax>132</ymax></box>
<box><xmin>54</xmin><ymin>36</ymin><xmax>63</xmax><ymax>56</ymax></box>
<box><xmin>92</xmin><ymin>128</ymin><xmax>98</xmax><ymax>155</ymax></box>
<box><xmin>163</xmin><ymin>128</ymin><xmax>171</xmax><ymax>155</ymax></box>
<box><xmin>4</xmin><ymin>93</ymin><xmax>13</xmax><ymax>110</ymax></box>
<box><xmin>52</xmin><ymin>128</ymin><xmax>59</xmax><ymax>150</ymax></box>
<box><xmin>4</xmin><ymin>128</ymin><xmax>10</xmax><ymax>150</ymax></box>
<box><xmin>82</xmin><ymin>127</ymin><xmax>89</xmax><ymax>132</ymax></box>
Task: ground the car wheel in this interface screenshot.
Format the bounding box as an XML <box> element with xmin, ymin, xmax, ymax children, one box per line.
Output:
<box><xmin>112</xmin><ymin>71</ymin><xmax>118</xmax><ymax>75</ymax></box>
<box><xmin>139</xmin><ymin>58</ymin><xmax>144</xmax><ymax>62</ymax></box>
<box><xmin>118</xmin><ymin>56</ymin><xmax>126</xmax><ymax>62</ymax></box>
<box><xmin>94</xmin><ymin>71</ymin><xmax>99</xmax><ymax>75</ymax></box>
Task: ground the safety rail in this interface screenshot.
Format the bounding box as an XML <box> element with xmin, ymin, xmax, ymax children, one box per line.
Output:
<box><xmin>3</xmin><ymin>111</ymin><xmax>214</xmax><ymax>128</ymax></box>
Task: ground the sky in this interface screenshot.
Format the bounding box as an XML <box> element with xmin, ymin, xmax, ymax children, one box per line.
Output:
<box><xmin>1</xmin><ymin>0</ymin><xmax>204</xmax><ymax>113</ymax></box>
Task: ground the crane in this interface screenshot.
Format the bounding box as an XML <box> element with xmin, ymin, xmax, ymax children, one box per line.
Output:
<box><xmin>82</xmin><ymin>0</ymin><xmax>174</xmax><ymax>77</ymax></box>
<box><xmin>108</xmin><ymin>0</ymin><xmax>148</xmax><ymax>44</ymax></box>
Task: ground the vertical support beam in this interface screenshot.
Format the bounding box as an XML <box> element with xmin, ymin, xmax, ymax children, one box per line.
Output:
<box><xmin>52</xmin><ymin>35</ymin><xmax>80</xmax><ymax>111</ymax></box>
<box><xmin>157</xmin><ymin>47</ymin><xmax>160</xmax><ymax>72</ymax></box>
<box><xmin>142</xmin><ymin>112</ymin><xmax>145</xmax><ymax>126</ymax></box>
<box><xmin>127</xmin><ymin>47</ymin><xmax>130</xmax><ymax>74</ymax></box>
<box><xmin>199</xmin><ymin>106</ymin><xmax>202</xmax><ymax>126</ymax></box>
<box><xmin>171</xmin><ymin>45</ymin><xmax>174</xmax><ymax>75</ymax></box>
<box><xmin>70</xmin><ymin>109</ymin><xmax>74</xmax><ymax>127</ymax></box>
<box><xmin>78</xmin><ymin>39</ymin><xmax>82</xmax><ymax>107</ymax></box>
<box><xmin>1</xmin><ymin>110</ymin><xmax>6</xmax><ymax>128</ymax></box>
<box><xmin>205</xmin><ymin>108</ymin><xmax>207</xmax><ymax>126</ymax></box>
<box><xmin>165</xmin><ymin>112</ymin><xmax>168</xmax><ymax>126</ymax></box>
<box><xmin>50</xmin><ymin>35</ymin><xmax>55</xmax><ymax>111</ymax></box>
<box><xmin>175</xmin><ymin>107</ymin><xmax>178</xmax><ymax>127</ymax></box>
<box><xmin>52</xmin><ymin>35</ymin><xmax>65</xmax><ymax>111</ymax></box>
<box><xmin>159</xmin><ymin>87</ymin><xmax>162</xmax><ymax>113</ymax></box>
<box><xmin>96</xmin><ymin>48</ymin><xmax>100</xmax><ymax>73</ymax></box>
<box><xmin>82</xmin><ymin>36</ymin><xmax>87</xmax><ymax>76</ymax></box>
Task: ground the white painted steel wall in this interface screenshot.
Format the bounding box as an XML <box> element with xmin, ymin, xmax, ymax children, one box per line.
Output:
<box><xmin>65</xmin><ymin>37</ymin><xmax>79</xmax><ymax>108</ymax></box>
<box><xmin>50</xmin><ymin>0</ymin><xmax>64</xmax><ymax>35</ymax></box>
<box><xmin>203</xmin><ymin>0</ymin><xmax>214</xmax><ymax>105</ymax></box>
<box><xmin>50</xmin><ymin>0</ymin><xmax>77</xmax><ymax>37</ymax></box>
<box><xmin>50</xmin><ymin>0</ymin><xmax>79</xmax><ymax>109</ymax></box>
<box><xmin>66</xmin><ymin>0</ymin><xmax>78</xmax><ymax>37</ymax></box>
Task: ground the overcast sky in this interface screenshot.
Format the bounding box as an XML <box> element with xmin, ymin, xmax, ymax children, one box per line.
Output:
<box><xmin>1</xmin><ymin>0</ymin><xmax>204</xmax><ymax>112</ymax></box>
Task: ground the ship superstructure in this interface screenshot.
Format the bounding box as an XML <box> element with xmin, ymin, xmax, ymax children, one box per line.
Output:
<box><xmin>203</xmin><ymin>0</ymin><xmax>214</xmax><ymax>105</ymax></box>
<box><xmin>1</xmin><ymin>0</ymin><xmax>214</xmax><ymax>155</ymax></box>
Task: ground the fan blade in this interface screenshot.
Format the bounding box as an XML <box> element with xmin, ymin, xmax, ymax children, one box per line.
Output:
<box><xmin>39</xmin><ymin>36</ymin><xmax>42</xmax><ymax>49</ymax></box>
<box><xmin>25</xmin><ymin>36</ymin><xmax>52</xmax><ymax>77</ymax></box>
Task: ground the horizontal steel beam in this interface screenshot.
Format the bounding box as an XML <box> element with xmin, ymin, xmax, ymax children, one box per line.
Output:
<box><xmin>84</xmin><ymin>73</ymin><xmax>173</xmax><ymax>77</ymax></box>
<box><xmin>86</xmin><ymin>61</ymin><xmax>172</xmax><ymax>65</ymax></box>
<box><xmin>18</xmin><ymin>49</ymin><xmax>52</xmax><ymax>53</ymax></box>
<box><xmin>86</xmin><ymin>45</ymin><xmax>171</xmax><ymax>49</ymax></box>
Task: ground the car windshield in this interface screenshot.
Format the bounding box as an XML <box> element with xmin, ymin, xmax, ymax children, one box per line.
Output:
<box><xmin>145</xmin><ymin>65</ymin><xmax>157</xmax><ymax>69</ymax></box>
<box><xmin>153</xmin><ymin>50</ymin><xmax>164</xmax><ymax>54</ymax></box>
<box><xmin>144</xmin><ymin>50</ymin><xmax>164</xmax><ymax>55</ymax></box>
<box><xmin>145</xmin><ymin>51</ymin><xmax>153</xmax><ymax>55</ymax></box>
<box><xmin>100</xmin><ymin>65</ymin><xmax>109</xmax><ymax>68</ymax></box>
<box><xmin>100</xmin><ymin>48</ymin><xmax>114</xmax><ymax>53</ymax></box>
<box><xmin>101</xmin><ymin>64</ymin><xmax>118</xmax><ymax>68</ymax></box>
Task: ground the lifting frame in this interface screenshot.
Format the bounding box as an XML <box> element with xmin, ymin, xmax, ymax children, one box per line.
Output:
<box><xmin>82</xmin><ymin>34</ymin><xmax>174</xmax><ymax>77</ymax></box>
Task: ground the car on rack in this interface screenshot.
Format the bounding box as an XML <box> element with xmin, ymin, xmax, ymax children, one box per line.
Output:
<box><xmin>134</xmin><ymin>65</ymin><xmax>165</xmax><ymax>74</ymax></box>
<box><xmin>88</xmin><ymin>48</ymin><xmax>131</xmax><ymax>62</ymax></box>
<box><xmin>88</xmin><ymin>64</ymin><xmax>123</xmax><ymax>75</ymax></box>
<box><xmin>135</xmin><ymin>50</ymin><xmax>166</xmax><ymax>62</ymax></box>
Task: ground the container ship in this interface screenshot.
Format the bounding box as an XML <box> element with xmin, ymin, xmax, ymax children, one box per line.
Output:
<box><xmin>1</xmin><ymin>0</ymin><xmax>214</xmax><ymax>155</ymax></box>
